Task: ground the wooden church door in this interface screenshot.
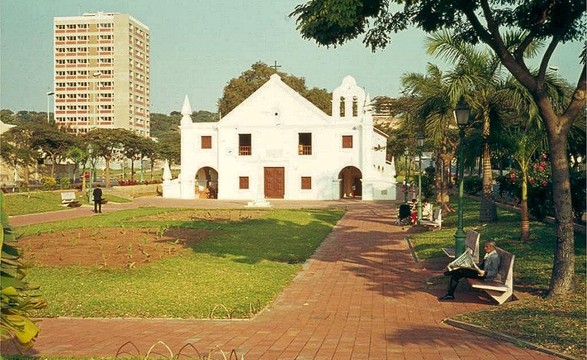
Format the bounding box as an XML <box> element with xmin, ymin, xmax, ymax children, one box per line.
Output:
<box><xmin>264</xmin><ymin>167</ymin><xmax>284</xmax><ymax>198</ymax></box>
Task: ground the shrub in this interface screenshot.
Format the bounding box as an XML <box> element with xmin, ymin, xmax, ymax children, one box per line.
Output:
<box><xmin>40</xmin><ymin>176</ymin><xmax>56</xmax><ymax>190</ymax></box>
<box><xmin>59</xmin><ymin>177</ymin><xmax>71</xmax><ymax>190</ymax></box>
<box><xmin>463</xmin><ymin>176</ymin><xmax>483</xmax><ymax>195</ymax></box>
<box><xmin>496</xmin><ymin>154</ymin><xmax>585</xmax><ymax>221</ymax></box>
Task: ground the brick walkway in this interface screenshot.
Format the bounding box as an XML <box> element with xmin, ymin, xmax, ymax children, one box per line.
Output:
<box><xmin>4</xmin><ymin>199</ymin><xmax>557</xmax><ymax>359</ymax></box>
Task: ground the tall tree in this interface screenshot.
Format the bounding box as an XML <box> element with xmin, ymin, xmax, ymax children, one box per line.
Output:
<box><xmin>31</xmin><ymin>122</ymin><xmax>78</xmax><ymax>178</ymax></box>
<box><xmin>291</xmin><ymin>0</ymin><xmax>586</xmax><ymax>296</ymax></box>
<box><xmin>83</xmin><ymin>129</ymin><xmax>125</xmax><ymax>188</ymax></box>
<box><xmin>0</xmin><ymin>125</ymin><xmax>38</xmax><ymax>186</ymax></box>
<box><xmin>504</xmin><ymin>128</ymin><xmax>545</xmax><ymax>241</ymax></box>
<box><xmin>401</xmin><ymin>64</ymin><xmax>459</xmax><ymax>212</ymax></box>
<box><xmin>120</xmin><ymin>130</ymin><xmax>143</xmax><ymax>180</ymax></box>
<box><xmin>425</xmin><ymin>30</ymin><xmax>541</xmax><ymax>221</ymax></box>
<box><xmin>218</xmin><ymin>61</ymin><xmax>332</xmax><ymax>116</ymax></box>
<box><xmin>65</xmin><ymin>146</ymin><xmax>87</xmax><ymax>183</ymax></box>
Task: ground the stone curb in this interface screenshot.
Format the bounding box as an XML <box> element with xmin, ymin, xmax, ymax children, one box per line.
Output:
<box><xmin>443</xmin><ymin>318</ymin><xmax>579</xmax><ymax>360</ymax></box>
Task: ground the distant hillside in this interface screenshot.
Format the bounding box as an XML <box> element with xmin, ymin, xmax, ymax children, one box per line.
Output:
<box><xmin>150</xmin><ymin>110</ymin><xmax>218</xmax><ymax>140</ymax></box>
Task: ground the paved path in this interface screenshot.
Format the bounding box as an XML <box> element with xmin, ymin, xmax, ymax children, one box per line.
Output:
<box><xmin>4</xmin><ymin>199</ymin><xmax>557</xmax><ymax>359</ymax></box>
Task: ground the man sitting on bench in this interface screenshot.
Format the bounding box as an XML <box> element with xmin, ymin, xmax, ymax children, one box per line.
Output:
<box><xmin>438</xmin><ymin>240</ymin><xmax>501</xmax><ymax>301</ymax></box>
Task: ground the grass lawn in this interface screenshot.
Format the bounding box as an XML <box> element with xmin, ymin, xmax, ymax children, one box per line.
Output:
<box><xmin>4</xmin><ymin>191</ymin><xmax>130</xmax><ymax>216</ymax></box>
<box><xmin>409</xmin><ymin>197</ymin><xmax>586</xmax><ymax>359</ymax></box>
<box><xmin>16</xmin><ymin>207</ymin><xmax>344</xmax><ymax>319</ymax></box>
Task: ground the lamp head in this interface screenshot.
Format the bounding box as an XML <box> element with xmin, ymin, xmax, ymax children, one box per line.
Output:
<box><xmin>417</xmin><ymin>132</ymin><xmax>424</xmax><ymax>147</ymax></box>
<box><xmin>453</xmin><ymin>97</ymin><xmax>471</xmax><ymax>129</ymax></box>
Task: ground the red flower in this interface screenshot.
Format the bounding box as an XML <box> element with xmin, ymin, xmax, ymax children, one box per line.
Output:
<box><xmin>541</xmin><ymin>181</ymin><xmax>548</xmax><ymax>187</ymax></box>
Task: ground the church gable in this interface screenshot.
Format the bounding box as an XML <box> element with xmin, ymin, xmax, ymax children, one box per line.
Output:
<box><xmin>219</xmin><ymin>74</ymin><xmax>330</xmax><ymax>127</ymax></box>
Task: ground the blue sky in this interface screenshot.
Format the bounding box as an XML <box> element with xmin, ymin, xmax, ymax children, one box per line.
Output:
<box><xmin>0</xmin><ymin>0</ymin><xmax>583</xmax><ymax>114</ymax></box>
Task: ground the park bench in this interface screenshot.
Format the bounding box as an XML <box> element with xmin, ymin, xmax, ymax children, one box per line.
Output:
<box><xmin>442</xmin><ymin>229</ymin><xmax>480</xmax><ymax>262</ymax></box>
<box><xmin>467</xmin><ymin>247</ymin><xmax>515</xmax><ymax>305</ymax></box>
<box><xmin>60</xmin><ymin>191</ymin><xmax>81</xmax><ymax>207</ymax></box>
<box><xmin>420</xmin><ymin>208</ymin><xmax>442</xmax><ymax>229</ymax></box>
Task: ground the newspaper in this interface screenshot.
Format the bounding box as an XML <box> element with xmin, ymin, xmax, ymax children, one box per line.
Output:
<box><xmin>446</xmin><ymin>250</ymin><xmax>481</xmax><ymax>272</ymax></box>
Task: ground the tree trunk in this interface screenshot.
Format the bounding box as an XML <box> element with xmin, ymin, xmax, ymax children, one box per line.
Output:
<box><xmin>480</xmin><ymin>113</ymin><xmax>497</xmax><ymax>221</ymax></box>
<box><xmin>105</xmin><ymin>158</ymin><xmax>111</xmax><ymax>188</ymax></box>
<box><xmin>546</xmin><ymin>129</ymin><xmax>575</xmax><ymax>296</ymax></box>
<box><xmin>434</xmin><ymin>156</ymin><xmax>444</xmax><ymax>206</ymax></box>
<box><xmin>438</xmin><ymin>151</ymin><xmax>454</xmax><ymax>213</ymax></box>
<box><xmin>520</xmin><ymin>172</ymin><xmax>530</xmax><ymax>242</ymax></box>
<box><xmin>23</xmin><ymin>162</ymin><xmax>30</xmax><ymax>186</ymax></box>
<box><xmin>50</xmin><ymin>155</ymin><xmax>57</xmax><ymax>178</ymax></box>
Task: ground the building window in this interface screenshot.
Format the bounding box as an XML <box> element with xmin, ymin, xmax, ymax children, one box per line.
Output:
<box><xmin>301</xmin><ymin>177</ymin><xmax>312</xmax><ymax>190</ymax></box>
<box><xmin>339</xmin><ymin>97</ymin><xmax>346</xmax><ymax>117</ymax></box>
<box><xmin>239</xmin><ymin>134</ymin><xmax>252</xmax><ymax>155</ymax></box>
<box><xmin>298</xmin><ymin>133</ymin><xmax>312</xmax><ymax>155</ymax></box>
<box><xmin>352</xmin><ymin>96</ymin><xmax>358</xmax><ymax>117</ymax></box>
<box><xmin>342</xmin><ymin>135</ymin><xmax>353</xmax><ymax>148</ymax></box>
<box><xmin>201</xmin><ymin>136</ymin><xmax>212</xmax><ymax>149</ymax></box>
<box><xmin>239</xmin><ymin>176</ymin><xmax>249</xmax><ymax>189</ymax></box>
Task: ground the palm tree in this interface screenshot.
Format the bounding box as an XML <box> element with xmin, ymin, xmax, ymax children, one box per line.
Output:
<box><xmin>503</xmin><ymin>128</ymin><xmax>545</xmax><ymax>241</ymax></box>
<box><xmin>401</xmin><ymin>63</ymin><xmax>460</xmax><ymax>212</ymax></box>
<box><xmin>426</xmin><ymin>30</ymin><xmax>542</xmax><ymax>222</ymax></box>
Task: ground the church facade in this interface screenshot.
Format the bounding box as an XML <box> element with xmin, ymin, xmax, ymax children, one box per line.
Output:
<box><xmin>162</xmin><ymin>74</ymin><xmax>397</xmax><ymax>201</ymax></box>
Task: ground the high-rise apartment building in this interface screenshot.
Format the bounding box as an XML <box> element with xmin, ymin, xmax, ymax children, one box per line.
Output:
<box><xmin>53</xmin><ymin>12</ymin><xmax>150</xmax><ymax>136</ymax></box>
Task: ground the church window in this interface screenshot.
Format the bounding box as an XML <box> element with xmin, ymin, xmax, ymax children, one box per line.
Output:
<box><xmin>342</xmin><ymin>135</ymin><xmax>353</xmax><ymax>148</ymax></box>
<box><xmin>298</xmin><ymin>133</ymin><xmax>312</xmax><ymax>155</ymax></box>
<box><xmin>239</xmin><ymin>176</ymin><xmax>249</xmax><ymax>189</ymax></box>
<box><xmin>201</xmin><ymin>136</ymin><xmax>212</xmax><ymax>149</ymax></box>
<box><xmin>352</xmin><ymin>97</ymin><xmax>358</xmax><ymax>117</ymax></box>
<box><xmin>339</xmin><ymin>97</ymin><xmax>346</xmax><ymax>117</ymax></box>
<box><xmin>301</xmin><ymin>177</ymin><xmax>312</xmax><ymax>190</ymax></box>
<box><xmin>239</xmin><ymin>134</ymin><xmax>252</xmax><ymax>155</ymax></box>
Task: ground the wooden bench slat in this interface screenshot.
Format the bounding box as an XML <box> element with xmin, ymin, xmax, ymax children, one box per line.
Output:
<box><xmin>442</xmin><ymin>248</ymin><xmax>456</xmax><ymax>258</ymax></box>
<box><xmin>469</xmin><ymin>279</ymin><xmax>508</xmax><ymax>292</ymax></box>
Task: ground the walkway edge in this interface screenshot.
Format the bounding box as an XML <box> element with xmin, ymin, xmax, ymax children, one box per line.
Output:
<box><xmin>443</xmin><ymin>318</ymin><xmax>578</xmax><ymax>360</ymax></box>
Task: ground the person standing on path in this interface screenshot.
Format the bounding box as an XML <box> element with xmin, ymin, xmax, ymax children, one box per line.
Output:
<box><xmin>92</xmin><ymin>184</ymin><xmax>103</xmax><ymax>213</ymax></box>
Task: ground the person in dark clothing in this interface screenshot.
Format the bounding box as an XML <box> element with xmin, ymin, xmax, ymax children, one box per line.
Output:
<box><xmin>438</xmin><ymin>240</ymin><xmax>501</xmax><ymax>300</ymax></box>
<box><xmin>92</xmin><ymin>184</ymin><xmax>103</xmax><ymax>213</ymax></box>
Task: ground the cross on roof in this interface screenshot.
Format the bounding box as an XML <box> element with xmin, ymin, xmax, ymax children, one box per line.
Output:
<box><xmin>270</xmin><ymin>61</ymin><xmax>281</xmax><ymax>71</ymax></box>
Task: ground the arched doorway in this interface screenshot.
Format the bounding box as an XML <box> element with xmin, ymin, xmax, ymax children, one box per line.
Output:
<box><xmin>339</xmin><ymin>166</ymin><xmax>362</xmax><ymax>199</ymax></box>
<box><xmin>195</xmin><ymin>166</ymin><xmax>218</xmax><ymax>199</ymax></box>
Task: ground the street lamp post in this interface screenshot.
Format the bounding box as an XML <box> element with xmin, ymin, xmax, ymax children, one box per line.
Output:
<box><xmin>453</xmin><ymin>97</ymin><xmax>471</xmax><ymax>257</ymax></box>
<box><xmin>404</xmin><ymin>147</ymin><xmax>409</xmax><ymax>203</ymax></box>
<box><xmin>417</xmin><ymin>133</ymin><xmax>424</xmax><ymax>224</ymax></box>
<box><xmin>46</xmin><ymin>91</ymin><xmax>54</xmax><ymax>124</ymax></box>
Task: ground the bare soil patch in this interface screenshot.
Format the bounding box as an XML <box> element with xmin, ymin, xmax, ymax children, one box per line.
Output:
<box><xmin>137</xmin><ymin>209</ymin><xmax>268</xmax><ymax>222</ymax></box>
<box><xmin>19</xmin><ymin>227</ymin><xmax>213</xmax><ymax>269</ymax></box>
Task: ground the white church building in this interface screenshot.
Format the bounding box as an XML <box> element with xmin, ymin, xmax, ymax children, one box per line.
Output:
<box><xmin>162</xmin><ymin>74</ymin><xmax>398</xmax><ymax>202</ymax></box>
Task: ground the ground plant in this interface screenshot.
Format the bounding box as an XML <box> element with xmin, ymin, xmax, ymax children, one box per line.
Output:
<box><xmin>409</xmin><ymin>197</ymin><xmax>586</xmax><ymax>358</ymax></box>
<box><xmin>16</xmin><ymin>207</ymin><xmax>344</xmax><ymax>319</ymax></box>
